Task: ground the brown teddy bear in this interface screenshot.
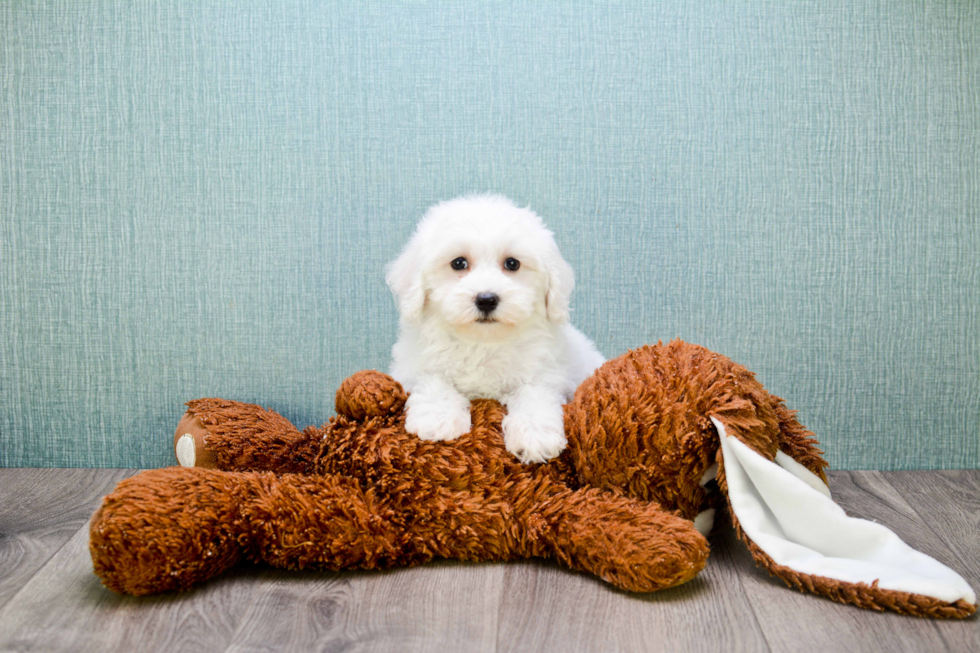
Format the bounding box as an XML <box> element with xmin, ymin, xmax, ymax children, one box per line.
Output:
<box><xmin>88</xmin><ymin>341</ymin><xmax>976</xmax><ymax>618</ymax></box>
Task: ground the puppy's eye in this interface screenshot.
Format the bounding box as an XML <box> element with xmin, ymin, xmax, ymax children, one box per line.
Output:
<box><xmin>503</xmin><ymin>257</ymin><xmax>520</xmax><ymax>271</ymax></box>
<box><xmin>450</xmin><ymin>257</ymin><xmax>468</xmax><ymax>271</ymax></box>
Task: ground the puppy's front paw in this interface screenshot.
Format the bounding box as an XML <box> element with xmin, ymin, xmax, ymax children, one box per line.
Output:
<box><xmin>404</xmin><ymin>396</ymin><xmax>472</xmax><ymax>442</ymax></box>
<box><xmin>502</xmin><ymin>406</ymin><xmax>567</xmax><ymax>463</ymax></box>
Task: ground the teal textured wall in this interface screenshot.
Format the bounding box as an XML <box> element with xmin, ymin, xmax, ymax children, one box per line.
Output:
<box><xmin>2</xmin><ymin>1</ymin><xmax>978</xmax><ymax>469</ymax></box>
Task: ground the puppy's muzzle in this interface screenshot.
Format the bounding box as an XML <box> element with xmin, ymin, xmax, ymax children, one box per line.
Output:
<box><xmin>474</xmin><ymin>292</ymin><xmax>499</xmax><ymax>317</ymax></box>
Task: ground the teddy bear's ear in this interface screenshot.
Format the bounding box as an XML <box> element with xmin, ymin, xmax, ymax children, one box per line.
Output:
<box><xmin>713</xmin><ymin>416</ymin><xmax>977</xmax><ymax>617</ymax></box>
<box><xmin>543</xmin><ymin>244</ymin><xmax>574</xmax><ymax>324</ymax></box>
<box><xmin>385</xmin><ymin>238</ymin><xmax>426</xmax><ymax>323</ymax></box>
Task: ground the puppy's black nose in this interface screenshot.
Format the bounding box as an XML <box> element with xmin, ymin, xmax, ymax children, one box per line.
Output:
<box><xmin>475</xmin><ymin>292</ymin><xmax>499</xmax><ymax>314</ymax></box>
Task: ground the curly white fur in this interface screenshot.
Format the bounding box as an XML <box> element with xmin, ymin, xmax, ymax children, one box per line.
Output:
<box><xmin>386</xmin><ymin>194</ymin><xmax>605</xmax><ymax>463</ymax></box>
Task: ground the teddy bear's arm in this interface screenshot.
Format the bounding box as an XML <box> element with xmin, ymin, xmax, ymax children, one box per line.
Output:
<box><xmin>518</xmin><ymin>481</ymin><xmax>710</xmax><ymax>593</ymax></box>
<box><xmin>252</xmin><ymin>471</ymin><xmax>709</xmax><ymax>596</ymax></box>
<box><xmin>174</xmin><ymin>399</ymin><xmax>322</xmax><ymax>473</ymax></box>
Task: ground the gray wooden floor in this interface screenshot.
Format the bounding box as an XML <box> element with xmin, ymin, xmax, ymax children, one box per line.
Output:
<box><xmin>0</xmin><ymin>469</ymin><xmax>976</xmax><ymax>652</ymax></box>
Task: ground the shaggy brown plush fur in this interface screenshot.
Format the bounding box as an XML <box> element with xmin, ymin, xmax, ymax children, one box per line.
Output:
<box><xmin>89</xmin><ymin>340</ymin><xmax>975</xmax><ymax>618</ymax></box>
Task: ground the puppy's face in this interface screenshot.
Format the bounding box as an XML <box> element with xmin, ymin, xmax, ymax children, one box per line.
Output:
<box><xmin>425</xmin><ymin>226</ymin><xmax>544</xmax><ymax>341</ymax></box>
<box><xmin>387</xmin><ymin>195</ymin><xmax>574</xmax><ymax>343</ymax></box>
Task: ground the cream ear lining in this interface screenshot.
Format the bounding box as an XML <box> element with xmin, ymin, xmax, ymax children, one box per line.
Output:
<box><xmin>713</xmin><ymin>416</ymin><xmax>976</xmax><ymax>605</ymax></box>
<box><xmin>774</xmin><ymin>450</ymin><xmax>831</xmax><ymax>499</ymax></box>
<box><xmin>694</xmin><ymin>509</ymin><xmax>716</xmax><ymax>537</ymax></box>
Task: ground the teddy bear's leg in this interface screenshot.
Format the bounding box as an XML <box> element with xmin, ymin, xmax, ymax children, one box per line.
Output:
<box><xmin>174</xmin><ymin>371</ymin><xmax>409</xmax><ymax>473</ymax></box>
<box><xmin>91</xmin><ymin>467</ymin><xmax>410</xmax><ymax>595</ymax></box>
<box><xmin>523</xmin><ymin>484</ymin><xmax>710</xmax><ymax>593</ymax></box>
<box><xmin>90</xmin><ymin>467</ymin><xmax>254</xmax><ymax>595</ymax></box>
<box><xmin>174</xmin><ymin>398</ymin><xmax>322</xmax><ymax>473</ymax></box>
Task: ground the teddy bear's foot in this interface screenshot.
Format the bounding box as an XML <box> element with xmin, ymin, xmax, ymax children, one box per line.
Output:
<box><xmin>175</xmin><ymin>432</ymin><xmax>196</xmax><ymax>466</ymax></box>
<box><xmin>90</xmin><ymin>467</ymin><xmax>253</xmax><ymax>595</ymax></box>
<box><xmin>174</xmin><ymin>411</ymin><xmax>216</xmax><ymax>468</ymax></box>
<box><xmin>174</xmin><ymin>399</ymin><xmax>321</xmax><ymax>473</ymax></box>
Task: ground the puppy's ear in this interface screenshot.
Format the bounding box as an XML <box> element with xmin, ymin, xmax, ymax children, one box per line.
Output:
<box><xmin>544</xmin><ymin>246</ymin><xmax>575</xmax><ymax>324</ymax></box>
<box><xmin>385</xmin><ymin>240</ymin><xmax>426</xmax><ymax>323</ymax></box>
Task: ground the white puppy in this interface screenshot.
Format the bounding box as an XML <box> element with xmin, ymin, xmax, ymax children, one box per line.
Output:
<box><xmin>386</xmin><ymin>194</ymin><xmax>605</xmax><ymax>463</ymax></box>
